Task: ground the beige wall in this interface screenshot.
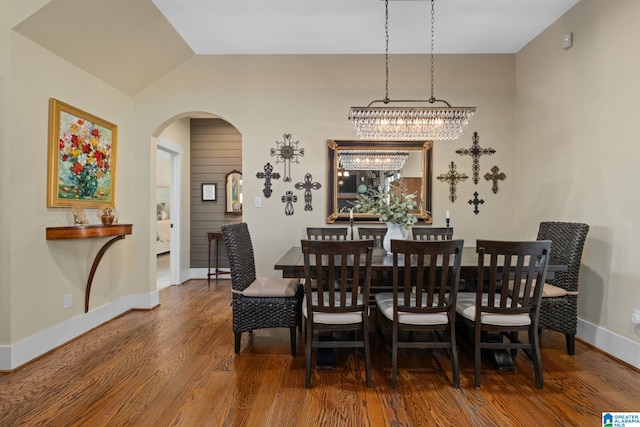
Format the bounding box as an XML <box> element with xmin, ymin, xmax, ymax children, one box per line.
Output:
<box><xmin>515</xmin><ymin>0</ymin><xmax>640</xmax><ymax>355</ymax></box>
<box><xmin>2</xmin><ymin>0</ymin><xmax>638</xmax><ymax>369</ymax></box>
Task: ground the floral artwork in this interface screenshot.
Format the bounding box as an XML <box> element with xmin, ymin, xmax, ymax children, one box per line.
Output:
<box><xmin>47</xmin><ymin>98</ymin><xmax>117</xmax><ymax>207</ymax></box>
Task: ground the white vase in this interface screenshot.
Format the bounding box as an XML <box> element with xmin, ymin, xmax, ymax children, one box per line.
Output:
<box><xmin>383</xmin><ymin>222</ymin><xmax>410</xmax><ymax>254</ymax></box>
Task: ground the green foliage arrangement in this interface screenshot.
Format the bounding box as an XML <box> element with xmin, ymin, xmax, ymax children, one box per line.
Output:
<box><xmin>351</xmin><ymin>184</ymin><xmax>418</xmax><ymax>229</ymax></box>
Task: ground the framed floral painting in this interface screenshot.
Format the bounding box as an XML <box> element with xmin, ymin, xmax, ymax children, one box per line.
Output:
<box><xmin>47</xmin><ymin>98</ymin><xmax>118</xmax><ymax>208</ymax></box>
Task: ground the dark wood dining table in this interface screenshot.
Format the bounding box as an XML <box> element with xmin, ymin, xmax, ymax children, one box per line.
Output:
<box><xmin>274</xmin><ymin>245</ymin><xmax>567</xmax><ymax>371</ymax></box>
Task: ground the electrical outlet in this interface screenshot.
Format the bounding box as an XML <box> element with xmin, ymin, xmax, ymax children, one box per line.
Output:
<box><xmin>64</xmin><ymin>294</ymin><xmax>72</xmax><ymax>309</ymax></box>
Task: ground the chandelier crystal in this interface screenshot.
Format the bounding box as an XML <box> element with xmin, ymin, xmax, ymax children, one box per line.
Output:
<box><xmin>339</xmin><ymin>151</ymin><xmax>409</xmax><ymax>171</ymax></box>
<box><xmin>348</xmin><ymin>0</ymin><xmax>475</xmax><ymax>141</ymax></box>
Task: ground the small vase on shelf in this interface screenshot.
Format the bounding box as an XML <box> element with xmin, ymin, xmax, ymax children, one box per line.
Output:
<box><xmin>101</xmin><ymin>214</ymin><xmax>114</xmax><ymax>225</ymax></box>
<box><xmin>383</xmin><ymin>222</ymin><xmax>410</xmax><ymax>254</ymax></box>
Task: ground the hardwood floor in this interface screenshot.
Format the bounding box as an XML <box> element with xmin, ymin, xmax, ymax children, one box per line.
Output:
<box><xmin>1</xmin><ymin>279</ymin><xmax>638</xmax><ymax>426</ymax></box>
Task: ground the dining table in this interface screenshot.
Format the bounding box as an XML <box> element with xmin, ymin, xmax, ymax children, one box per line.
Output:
<box><xmin>273</xmin><ymin>244</ymin><xmax>567</xmax><ymax>371</ymax></box>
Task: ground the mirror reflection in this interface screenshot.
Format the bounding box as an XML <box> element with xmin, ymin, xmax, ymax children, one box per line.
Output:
<box><xmin>225</xmin><ymin>170</ymin><xmax>243</xmax><ymax>215</ymax></box>
<box><xmin>326</xmin><ymin>140</ymin><xmax>432</xmax><ymax>224</ymax></box>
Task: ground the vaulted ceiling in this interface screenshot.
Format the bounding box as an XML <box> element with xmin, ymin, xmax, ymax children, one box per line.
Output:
<box><xmin>14</xmin><ymin>0</ymin><xmax>580</xmax><ymax>95</ymax></box>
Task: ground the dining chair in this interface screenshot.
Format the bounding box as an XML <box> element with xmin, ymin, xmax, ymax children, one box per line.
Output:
<box><xmin>301</xmin><ymin>239</ymin><xmax>374</xmax><ymax>388</ymax></box>
<box><xmin>536</xmin><ymin>221</ymin><xmax>589</xmax><ymax>355</ymax></box>
<box><xmin>306</xmin><ymin>227</ymin><xmax>349</xmax><ymax>240</ymax></box>
<box><xmin>456</xmin><ymin>239</ymin><xmax>551</xmax><ymax>388</ymax></box>
<box><xmin>412</xmin><ymin>227</ymin><xmax>454</xmax><ymax>241</ymax></box>
<box><xmin>375</xmin><ymin>239</ymin><xmax>464</xmax><ymax>388</ymax></box>
<box><xmin>221</xmin><ymin>223</ymin><xmax>303</xmax><ymax>355</ymax></box>
<box><xmin>358</xmin><ymin>227</ymin><xmax>387</xmax><ymax>247</ymax></box>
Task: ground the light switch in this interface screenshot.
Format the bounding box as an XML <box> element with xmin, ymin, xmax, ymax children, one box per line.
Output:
<box><xmin>254</xmin><ymin>196</ymin><xmax>262</xmax><ymax>208</ymax></box>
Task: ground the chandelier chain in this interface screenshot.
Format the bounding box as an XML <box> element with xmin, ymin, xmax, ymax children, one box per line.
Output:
<box><xmin>385</xmin><ymin>0</ymin><xmax>390</xmax><ymax>103</ymax></box>
<box><xmin>430</xmin><ymin>0</ymin><xmax>435</xmax><ymax>103</ymax></box>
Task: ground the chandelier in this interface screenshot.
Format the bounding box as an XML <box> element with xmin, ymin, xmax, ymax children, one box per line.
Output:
<box><xmin>339</xmin><ymin>151</ymin><xmax>409</xmax><ymax>171</ymax></box>
<box><xmin>348</xmin><ymin>0</ymin><xmax>475</xmax><ymax>141</ymax></box>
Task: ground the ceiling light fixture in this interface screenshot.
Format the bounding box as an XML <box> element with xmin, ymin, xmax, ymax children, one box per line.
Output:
<box><xmin>348</xmin><ymin>0</ymin><xmax>475</xmax><ymax>141</ymax></box>
<box><xmin>339</xmin><ymin>150</ymin><xmax>409</xmax><ymax>171</ymax></box>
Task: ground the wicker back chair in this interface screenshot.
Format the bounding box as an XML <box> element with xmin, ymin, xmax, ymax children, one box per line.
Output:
<box><xmin>221</xmin><ymin>223</ymin><xmax>303</xmax><ymax>355</ymax></box>
<box><xmin>412</xmin><ymin>227</ymin><xmax>454</xmax><ymax>241</ymax></box>
<box><xmin>536</xmin><ymin>221</ymin><xmax>589</xmax><ymax>355</ymax></box>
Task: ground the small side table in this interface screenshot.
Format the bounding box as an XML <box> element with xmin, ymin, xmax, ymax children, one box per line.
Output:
<box><xmin>208</xmin><ymin>230</ymin><xmax>230</xmax><ymax>286</ymax></box>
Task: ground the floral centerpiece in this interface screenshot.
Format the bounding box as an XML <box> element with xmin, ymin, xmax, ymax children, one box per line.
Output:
<box><xmin>351</xmin><ymin>184</ymin><xmax>418</xmax><ymax>229</ymax></box>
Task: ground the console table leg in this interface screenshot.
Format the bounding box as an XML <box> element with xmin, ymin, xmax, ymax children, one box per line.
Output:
<box><xmin>85</xmin><ymin>235</ymin><xmax>125</xmax><ymax>313</ymax></box>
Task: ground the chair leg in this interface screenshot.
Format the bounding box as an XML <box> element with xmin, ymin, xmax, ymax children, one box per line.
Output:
<box><xmin>305</xmin><ymin>325</ymin><xmax>313</xmax><ymax>388</ymax></box>
<box><xmin>450</xmin><ymin>327</ymin><xmax>460</xmax><ymax>389</ymax></box>
<box><xmin>531</xmin><ymin>329</ymin><xmax>544</xmax><ymax>388</ymax></box>
<box><xmin>290</xmin><ymin>326</ymin><xmax>297</xmax><ymax>356</ymax></box>
<box><xmin>363</xmin><ymin>324</ymin><xmax>372</xmax><ymax>387</ymax></box>
<box><xmin>391</xmin><ymin>324</ymin><xmax>398</xmax><ymax>388</ymax></box>
<box><xmin>234</xmin><ymin>332</ymin><xmax>242</xmax><ymax>354</ymax></box>
<box><xmin>474</xmin><ymin>326</ymin><xmax>482</xmax><ymax>388</ymax></box>
<box><xmin>566</xmin><ymin>334</ymin><xmax>575</xmax><ymax>355</ymax></box>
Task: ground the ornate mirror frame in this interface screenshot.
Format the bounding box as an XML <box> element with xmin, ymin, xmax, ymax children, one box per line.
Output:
<box><xmin>225</xmin><ymin>170</ymin><xmax>243</xmax><ymax>215</ymax></box>
<box><xmin>326</xmin><ymin>139</ymin><xmax>433</xmax><ymax>224</ymax></box>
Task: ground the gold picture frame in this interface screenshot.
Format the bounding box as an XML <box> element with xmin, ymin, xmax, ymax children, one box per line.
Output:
<box><xmin>47</xmin><ymin>98</ymin><xmax>117</xmax><ymax>208</ymax></box>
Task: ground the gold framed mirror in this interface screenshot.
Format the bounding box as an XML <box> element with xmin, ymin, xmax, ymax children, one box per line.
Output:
<box><xmin>225</xmin><ymin>170</ymin><xmax>243</xmax><ymax>215</ymax></box>
<box><xmin>326</xmin><ymin>139</ymin><xmax>433</xmax><ymax>224</ymax></box>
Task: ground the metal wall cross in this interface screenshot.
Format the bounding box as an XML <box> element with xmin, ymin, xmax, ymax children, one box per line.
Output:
<box><xmin>270</xmin><ymin>134</ymin><xmax>304</xmax><ymax>182</ymax></box>
<box><xmin>468</xmin><ymin>191</ymin><xmax>485</xmax><ymax>215</ymax></box>
<box><xmin>256</xmin><ymin>162</ymin><xmax>280</xmax><ymax>198</ymax></box>
<box><xmin>437</xmin><ymin>161</ymin><xmax>468</xmax><ymax>202</ymax></box>
<box><xmin>281</xmin><ymin>191</ymin><xmax>297</xmax><ymax>216</ymax></box>
<box><xmin>456</xmin><ymin>131</ymin><xmax>496</xmax><ymax>184</ymax></box>
<box><xmin>484</xmin><ymin>165</ymin><xmax>506</xmax><ymax>194</ymax></box>
<box><xmin>294</xmin><ymin>173</ymin><xmax>321</xmax><ymax>211</ymax></box>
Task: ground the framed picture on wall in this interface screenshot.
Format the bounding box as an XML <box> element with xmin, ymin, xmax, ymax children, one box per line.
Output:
<box><xmin>47</xmin><ymin>98</ymin><xmax>118</xmax><ymax>208</ymax></box>
<box><xmin>201</xmin><ymin>183</ymin><xmax>217</xmax><ymax>201</ymax></box>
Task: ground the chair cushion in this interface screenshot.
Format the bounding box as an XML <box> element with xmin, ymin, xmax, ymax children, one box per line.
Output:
<box><xmin>507</xmin><ymin>280</ymin><xmax>570</xmax><ymax>298</ymax></box>
<box><xmin>456</xmin><ymin>294</ymin><xmax>531</xmax><ymax>326</ymax></box>
<box><xmin>375</xmin><ymin>293</ymin><xmax>448</xmax><ymax>325</ymax></box>
<box><xmin>303</xmin><ymin>293</ymin><xmax>366</xmax><ymax>324</ymax></box>
<box><xmin>242</xmin><ymin>277</ymin><xmax>300</xmax><ymax>297</ymax></box>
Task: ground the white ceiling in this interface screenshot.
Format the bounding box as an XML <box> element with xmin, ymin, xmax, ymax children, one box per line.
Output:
<box><xmin>14</xmin><ymin>0</ymin><xmax>580</xmax><ymax>95</ymax></box>
<box><xmin>152</xmin><ymin>0</ymin><xmax>580</xmax><ymax>54</ymax></box>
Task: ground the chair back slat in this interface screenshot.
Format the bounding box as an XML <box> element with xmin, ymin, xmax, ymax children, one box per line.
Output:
<box><xmin>390</xmin><ymin>239</ymin><xmax>464</xmax><ymax>316</ymax></box>
<box><xmin>302</xmin><ymin>239</ymin><xmax>373</xmax><ymax>315</ymax></box>
<box><xmin>476</xmin><ymin>240</ymin><xmax>552</xmax><ymax>317</ymax></box>
<box><xmin>306</xmin><ymin>227</ymin><xmax>348</xmax><ymax>240</ymax></box>
<box><xmin>412</xmin><ymin>227</ymin><xmax>454</xmax><ymax>241</ymax></box>
<box><xmin>358</xmin><ymin>227</ymin><xmax>386</xmax><ymax>247</ymax></box>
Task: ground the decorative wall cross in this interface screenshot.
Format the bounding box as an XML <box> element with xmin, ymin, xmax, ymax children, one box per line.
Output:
<box><xmin>295</xmin><ymin>173</ymin><xmax>321</xmax><ymax>211</ymax></box>
<box><xmin>456</xmin><ymin>131</ymin><xmax>496</xmax><ymax>184</ymax></box>
<box><xmin>281</xmin><ymin>191</ymin><xmax>297</xmax><ymax>216</ymax></box>
<box><xmin>468</xmin><ymin>191</ymin><xmax>485</xmax><ymax>215</ymax></box>
<box><xmin>437</xmin><ymin>161</ymin><xmax>468</xmax><ymax>202</ymax></box>
<box><xmin>256</xmin><ymin>162</ymin><xmax>280</xmax><ymax>198</ymax></box>
<box><xmin>270</xmin><ymin>133</ymin><xmax>304</xmax><ymax>182</ymax></box>
<box><xmin>484</xmin><ymin>165</ymin><xmax>506</xmax><ymax>194</ymax></box>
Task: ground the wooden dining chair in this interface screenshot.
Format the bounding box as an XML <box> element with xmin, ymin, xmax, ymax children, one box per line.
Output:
<box><xmin>412</xmin><ymin>227</ymin><xmax>454</xmax><ymax>241</ymax></box>
<box><xmin>358</xmin><ymin>227</ymin><xmax>387</xmax><ymax>247</ymax></box>
<box><xmin>306</xmin><ymin>227</ymin><xmax>349</xmax><ymax>240</ymax></box>
<box><xmin>375</xmin><ymin>239</ymin><xmax>464</xmax><ymax>388</ymax></box>
<box><xmin>456</xmin><ymin>240</ymin><xmax>551</xmax><ymax>388</ymax></box>
<box><xmin>221</xmin><ymin>223</ymin><xmax>303</xmax><ymax>355</ymax></box>
<box><xmin>301</xmin><ymin>239</ymin><xmax>374</xmax><ymax>388</ymax></box>
<box><xmin>536</xmin><ymin>221</ymin><xmax>589</xmax><ymax>355</ymax></box>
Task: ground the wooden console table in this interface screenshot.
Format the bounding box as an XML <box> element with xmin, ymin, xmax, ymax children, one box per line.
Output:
<box><xmin>46</xmin><ymin>224</ymin><xmax>133</xmax><ymax>313</ymax></box>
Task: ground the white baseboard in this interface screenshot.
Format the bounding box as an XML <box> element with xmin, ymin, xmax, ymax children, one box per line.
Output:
<box><xmin>0</xmin><ymin>291</ymin><xmax>159</xmax><ymax>371</ymax></box>
<box><xmin>577</xmin><ymin>318</ymin><xmax>640</xmax><ymax>369</ymax></box>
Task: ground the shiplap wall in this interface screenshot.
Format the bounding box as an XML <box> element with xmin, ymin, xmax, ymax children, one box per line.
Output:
<box><xmin>190</xmin><ymin>118</ymin><xmax>242</xmax><ymax>268</ymax></box>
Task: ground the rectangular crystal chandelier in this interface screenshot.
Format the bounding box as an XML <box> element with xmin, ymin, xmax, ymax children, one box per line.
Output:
<box><xmin>349</xmin><ymin>0</ymin><xmax>475</xmax><ymax>141</ymax></box>
<box><xmin>339</xmin><ymin>151</ymin><xmax>409</xmax><ymax>171</ymax></box>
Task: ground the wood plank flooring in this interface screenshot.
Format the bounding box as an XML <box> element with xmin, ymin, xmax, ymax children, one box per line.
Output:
<box><xmin>1</xmin><ymin>279</ymin><xmax>639</xmax><ymax>426</ymax></box>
